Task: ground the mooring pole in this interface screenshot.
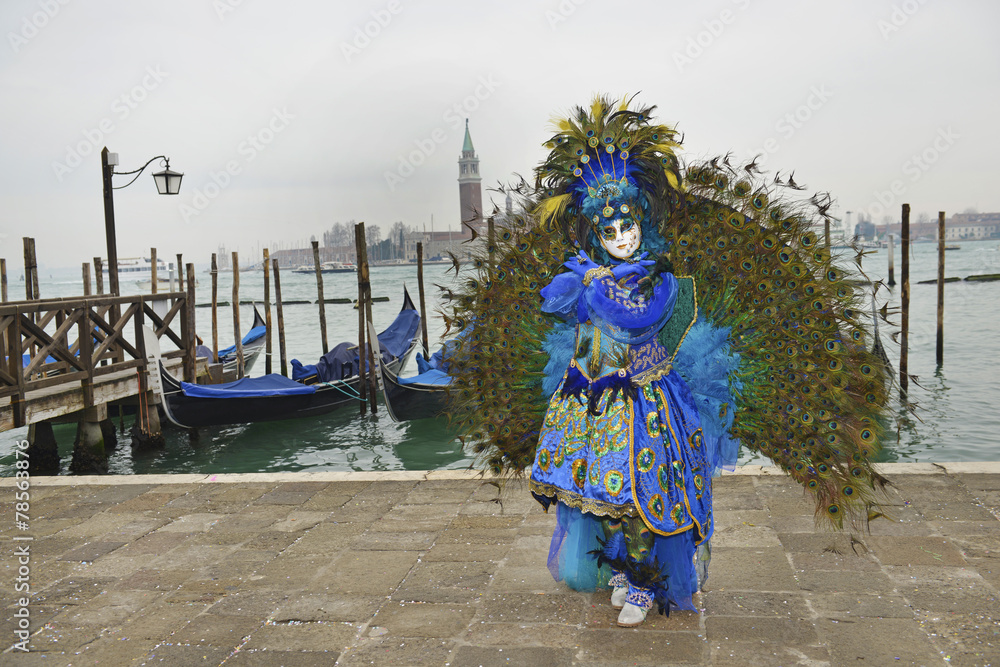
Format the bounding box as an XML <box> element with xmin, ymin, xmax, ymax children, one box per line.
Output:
<box><xmin>94</xmin><ymin>257</ymin><xmax>104</xmax><ymax>294</ymax></box>
<box><xmin>176</xmin><ymin>253</ymin><xmax>184</xmax><ymax>292</ymax></box>
<box><xmin>354</xmin><ymin>223</ymin><xmax>368</xmax><ymax>415</ymax></box>
<box><xmin>272</xmin><ymin>259</ymin><xmax>288</xmax><ymax>377</ymax></box>
<box><xmin>312</xmin><ymin>240</ymin><xmax>328</xmax><ymax>354</ymax></box>
<box><xmin>416</xmin><ymin>242</ymin><xmax>429</xmax><ymax>358</ymax></box>
<box><xmin>211</xmin><ymin>253</ymin><xmax>219</xmax><ymax>362</ymax></box>
<box><xmin>184</xmin><ymin>264</ymin><xmax>197</xmax><ymax>383</ymax></box>
<box><xmin>358</xmin><ymin>225</ymin><xmax>378</xmax><ymax>414</ymax></box>
<box><xmin>887</xmin><ymin>234</ymin><xmax>896</xmax><ymax>287</ymax></box>
<box><xmin>232</xmin><ymin>251</ymin><xmax>244</xmax><ymax>378</ymax></box>
<box><xmin>900</xmin><ymin>203</ymin><xmax>910</xmax><ymax>399</ymax></box>
<box><xmin>936</xmin><ymin>211</ymin><xmax>946</xmax><ymax>366</ymax></box>
<box><xmin>0</xmin><ymin>258</ymin><xmax>6</xmax><ymax>302</ymax></box>
<box><xmin>82</xmin><ymin>262</ymin><xmax>91</xmax><ymax>296</ymax></box>
<box><xmin>150</xmin><ymin>247</ymin><xmax>158</xmax><ymax>294</ymax></box>
<box><xmin>23</xmin><ymin>237</ymin><xmax>39</xmax><ymax>301</ymax></box>
<box><xmin>263</xmin><ymin>248</ymin><xmax>273</xmax><ymax>375</ymax></box>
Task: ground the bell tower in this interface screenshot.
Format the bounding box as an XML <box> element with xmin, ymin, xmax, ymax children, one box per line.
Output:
<box><xmin>458</xmin><ymin>119</ymin><xmax>483</xmax><ymax>237</ymax></box>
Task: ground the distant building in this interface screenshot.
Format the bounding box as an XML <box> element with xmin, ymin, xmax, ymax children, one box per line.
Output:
<box><xmin>946</xmin><ymin>212</ymin><xmax>1000</xmax><ymax>240</ymax></box>
<box><xmin>402</xmin><ymin>120</ymin><xmax>487</xmax><ymax>263</ymax></box>
<box><xmin>458</xmin><ymin>119</ymin><xmax>485</xmax><ymax>238</ymax></box>
<box><xmin>854</xmin><ymin>219</ymin><xmax>876</xmax><ymax>241</ymax></box>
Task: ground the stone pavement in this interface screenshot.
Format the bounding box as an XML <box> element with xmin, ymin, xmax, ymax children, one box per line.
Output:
<box><xmin>1</xmin><ymin>462</ymin><xmax>998</xmax><ymax>666</ymax></box>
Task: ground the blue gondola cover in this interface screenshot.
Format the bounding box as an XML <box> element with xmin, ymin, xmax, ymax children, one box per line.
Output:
<box><xmin>181</xmin><ymin>374</ymin><xmax>317</xmax><ymax>398</ymax></box>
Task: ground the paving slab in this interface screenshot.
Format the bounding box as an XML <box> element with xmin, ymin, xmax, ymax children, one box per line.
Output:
<box><xmin>3</xmin><ymin>462</ymin><xmax>1000</xmax><ymax>665</ymax></box>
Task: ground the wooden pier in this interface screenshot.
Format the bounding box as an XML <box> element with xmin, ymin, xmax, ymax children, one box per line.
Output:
<box><xmin>0</xmin><ymin>292</ymin><xmax>194</xmax><ymax>433</ymax></box>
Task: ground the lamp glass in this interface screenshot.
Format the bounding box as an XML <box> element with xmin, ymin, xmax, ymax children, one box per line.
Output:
<box><xmin>153</xmin><ymin>168</ymin><xmax>183</xmax><ymax>195</ymax></box>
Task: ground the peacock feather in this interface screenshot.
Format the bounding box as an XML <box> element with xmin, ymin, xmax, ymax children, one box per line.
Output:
<box><xmin>442</xmin><ymin>95</ymin><xmax>892</xmax><ymax>531</ymax></box>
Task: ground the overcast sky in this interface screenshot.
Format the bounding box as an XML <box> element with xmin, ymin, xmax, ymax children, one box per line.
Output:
<box><xmin>1</xmin><ymin>0</ymin><xmax>997</xmax><ymax>270</ymax></box>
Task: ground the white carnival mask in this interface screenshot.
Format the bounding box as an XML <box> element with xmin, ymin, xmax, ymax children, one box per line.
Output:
<box><xmin>598</xmin><ymin>217</ymin><xmax>642</xmax><ymax>260</ymax></box>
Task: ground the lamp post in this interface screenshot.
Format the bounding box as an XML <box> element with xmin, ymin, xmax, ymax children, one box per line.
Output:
<box><xmin>100</xmin><ymin>147</ymin><xmax>183</xmax><ymax>296</ymax></box>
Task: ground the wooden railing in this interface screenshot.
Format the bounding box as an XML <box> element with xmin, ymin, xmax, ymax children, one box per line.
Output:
<box><xmin>0</xmin><ymin>292</ymin><xmax>192</xmax><ymax>428</ymax></box>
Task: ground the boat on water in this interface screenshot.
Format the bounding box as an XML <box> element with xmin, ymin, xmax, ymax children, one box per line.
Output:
<box><xmin>291</xmin><ymin>261</ymin><xmax>357</xmax><ymax>275</ymax></box>
<box><xmin>206</xmin><ymin>305</ymin><xmax>267</xmax><ymax>375</ymax></box>
<box><xmin>375</xmin><ymin>328</ymin><xmax>458</xmax><ymax>422</ymax></box>
<box><xmin>157</xmin><ymin>291</ymin><xmax>420</xmax><ymax>428</ymax></box>
<box><xmin>102</xmin><ymin>257</ymin><xmax>169</xmax><ymax>282</ymax></box>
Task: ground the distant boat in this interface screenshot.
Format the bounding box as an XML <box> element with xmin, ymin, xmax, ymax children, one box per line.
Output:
<box><xmin>102</xmin><ymin>257</ymin><xmax>169</xmax><ymax>281</ymax></box>
<box><xmin>944</xmin><ymin>245</ymin><xmax>961</xmax><ymax>251</ymax></box>
<box><xmin>292</xmin><ymin>261</ymin><xmax>357</xmax><ymax>275</ymax></box>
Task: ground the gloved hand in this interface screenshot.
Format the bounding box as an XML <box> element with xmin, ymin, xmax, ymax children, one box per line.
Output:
<box><xmin>563</xmin><ymin>250</ymin><xmax>601</xmax><ymax>278</ymax></box>
<box><xmin>611</xmin><ymin>252</ymin><xmax>655</xmax><ymax>280</ymax></box>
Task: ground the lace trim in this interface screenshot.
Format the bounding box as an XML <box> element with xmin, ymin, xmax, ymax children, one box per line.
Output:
<box><xmin>529</xmin><ymin>479</ymin><xmax>639</xmax><ymax>519</ymax></box>
<box><xmin>625</xmin><ymin>585</ymin><xmax>654</xmax><ymax>610</ymax></box>
<box><xmin>631</xmin><ymin>359</ymin><xmax>673</xmax><ymax>386</ymax></box>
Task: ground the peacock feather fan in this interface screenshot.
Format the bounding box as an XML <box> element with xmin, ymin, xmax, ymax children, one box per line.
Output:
<box><xmin>442</xmin><ymin>95</ymin><xmax>892</xmax><ymax>531</ymax></box>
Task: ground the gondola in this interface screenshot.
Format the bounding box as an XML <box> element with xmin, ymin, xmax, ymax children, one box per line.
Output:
<box><xmin>374</xmin><ymin>322</ymin><xmax>453</xmax><ymax>422</ymax></box>
<box><xmin>157</xmin><ymin>291</ymin><xmax>420</xmax><ymax>428</ymax></box>
<box><xmin>212</xmin><ymin>305</ymin><xmax>267</xmax><ymax>375</ymax></box>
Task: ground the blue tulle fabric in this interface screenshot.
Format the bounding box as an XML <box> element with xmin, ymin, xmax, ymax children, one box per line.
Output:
<box><xmin>547</xmin><ymin>504</ymin><xmax>701</xmax><ymax>610</ymax></box>
<box><xmin>673</xmin><ymin>318</ymin><xmax>742</xmax><ymax>475</ymax></box>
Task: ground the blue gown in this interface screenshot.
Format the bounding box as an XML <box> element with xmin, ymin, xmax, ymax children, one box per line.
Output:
<box><xmin>529</xmin><ymin>266</ymin><xmax>712</xmax><ymax>611</ymax></box>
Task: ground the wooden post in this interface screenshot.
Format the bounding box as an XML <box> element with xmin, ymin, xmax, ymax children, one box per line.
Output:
<box><xmin>211</xmin><ymin>253</ymin><xmax>219</xmax><ymax>362</ymax></box>
<box><xmin>824</xmin><ymin>217</ymin><xmax>831</xmax><ymax>250</ymax></box>
<box><xmin>176</xmin><ymin>253</ymin><xmax>184</xmax><ymax>291</ymax></box>
<box><xmin>354</xmin><ymin>223</ymin><xmax>368</xmax><ymax>415</ymax></box>
<box><xmin>82</xmin><ymin>263</ymin><xmax>91</xmax><ymax>296</ymax></box>
<box><xmin>150</xmin><ymin>248</ymin><xmax>158</xmax><ymax>294</ymax></box>
<box><xmin>263</xmin><ymin>248</ymin><xmax>273</xmax><ymax>375</ymax></box>
<box><xmin>272</xmin><ymin>258</ymin><xmax>288</xmax><ymax>377</ymax></box>
<box><xmin>312</xmin><ymin>240</ymin><xmax>328</xmax><ymax>354</ymax></box>
<box><xmin>232</xmin><ymin>251</ymin><xmax>245</xmax><ymax>378</ymax></box>
<box><xmin>1</xmin><ymin>258</ymin><xmax>7</xmax><ymax>302</ymax></box>
<box><xmin>185</xmin><ymin>263</ymin><xmax>197</xmax><ymax>383</ymax></box>
<box><xmin>416</xmin><ymin>242</ymin><xmax>429</xmax><ymax>357</ymax></box>
<box><xmin>900</xmin><ymin>204</ymin><xmax>910</xmax><ymax>399</ymax></box>
<box><xmin>936</xmin><ymin>211</ymin><xmax>946</xmax><ymax>366</ymax></box>
<box><xmin>887</xmin><ymin>234</ymin><xmax>896</xmax><ymax>287</ymax></box>
<box><xmin>23</xmin><ymin>237</ymin><xmax>39</xmax><ymax>300</ymax></box>
<box><xmin>357</xmin><ymin>224</ymin><xmax>378</xmax><ymax>414</ymax></box>
<box><xmin>94</xmin><ymin>257</ymin><xmax>104</xmax><ymax>294</ymax></box>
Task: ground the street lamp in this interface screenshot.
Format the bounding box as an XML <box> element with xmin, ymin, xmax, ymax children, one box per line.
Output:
<box><xmin>101</xmin><ymin>146</ymin><xmax>183</xmax><ymax>296</ymax></box>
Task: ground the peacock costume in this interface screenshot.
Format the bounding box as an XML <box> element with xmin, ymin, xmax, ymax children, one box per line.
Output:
<box><xmin>442</xmin><ymin>96</ymin><xmax>891</xmax><ymax>626</ymax></box>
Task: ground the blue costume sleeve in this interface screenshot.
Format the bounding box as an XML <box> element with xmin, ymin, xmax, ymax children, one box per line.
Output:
<box><xmin>584</xmin><ymin>271</ymin><xmax>678</xmax><ymax>345</ymax></box>
<box><xmin>540</xmin><ymin>271</ymin><xmax>584</xmax><ymax>322</ymax></box>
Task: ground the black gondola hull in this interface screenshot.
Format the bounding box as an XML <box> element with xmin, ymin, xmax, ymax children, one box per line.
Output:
<box><xmin>379</xmin><ymin>361</ymin><xmax>448</xmax><ymax>422</ymax></box>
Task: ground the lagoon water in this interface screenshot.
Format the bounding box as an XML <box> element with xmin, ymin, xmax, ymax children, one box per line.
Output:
<box><xmin>2</xmin><ymin>239</ymin><xmax>999</xmax><ymax>476</ymax></box>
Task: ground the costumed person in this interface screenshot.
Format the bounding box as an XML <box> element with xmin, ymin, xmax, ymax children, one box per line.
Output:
<box><xmin>442</xmin><ymin>96</ymin><xmax>892</xmax><ymax>627</ymax></box>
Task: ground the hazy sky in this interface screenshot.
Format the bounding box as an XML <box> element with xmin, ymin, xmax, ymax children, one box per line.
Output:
<box><xmin>1</xmin><ymin>0</ymin><xmax>997</xmax><ymax>270</ymax></box>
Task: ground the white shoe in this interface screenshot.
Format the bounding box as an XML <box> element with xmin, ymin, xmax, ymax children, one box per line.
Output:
<box><xmin>610</xmin><ymin>586</ymin><xmax>627</xmax><ymax>610</ymax></box>
<box><xmin>616</xmin><ymin>602</ymin><xmax>649</xmax><ymax>627</ymax></box>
